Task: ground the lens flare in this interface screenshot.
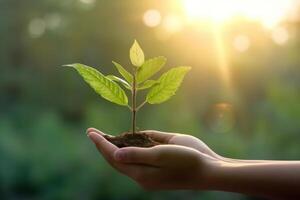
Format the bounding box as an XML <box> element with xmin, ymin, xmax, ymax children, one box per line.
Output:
<box><xmin>204</xmin><ymin>103</ymin><xmax>236</xmax><ymax>133</ymax></box>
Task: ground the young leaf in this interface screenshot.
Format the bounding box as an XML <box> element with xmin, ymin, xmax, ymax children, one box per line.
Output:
<box><xmin>137</xmin><ymin>56</ymin><xmax>166</xmax><ymax>84</ymax></box>
<box><xmin>65</xmin><ymin>63</ymin><xmax>128</xmax><ymax>106</ymax></box>
<box><xmin>112</xmin><ymin>61</ymin><xmax>133</xmax><ymax>83</ymax></box>
<box><xmin>130</xmin><ymin>40</ymin><xmax>144</xmax><ymax>67</ymax></box>
<box><xmin>146</xmin><ymin>66</ymin><xmax>191</xmax><ymax>104</ymax></box>
<box><xmin>137</xmin><ymin>80</ymin><xmax>159</xmax><ymax>90</ymax></box>
<box><xmin>106</xmin><ymin>75</ymin><xmax>132</xmax><ymax>90</ymax></box>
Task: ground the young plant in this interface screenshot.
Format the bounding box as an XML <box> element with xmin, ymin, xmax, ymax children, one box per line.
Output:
<box><xmin>64</xmin><ymin>40</ymin><xmax>191</xmax><ymax>147</ymax></box>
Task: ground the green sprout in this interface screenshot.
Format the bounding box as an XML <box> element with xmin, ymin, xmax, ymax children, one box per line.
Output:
<box><xmin>64</xmin><ymin>40</ymin><xmax>191</xmax><ymax>134</ymax></box>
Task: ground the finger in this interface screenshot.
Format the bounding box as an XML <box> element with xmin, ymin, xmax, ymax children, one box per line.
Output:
<box><xmin>122</xmin><ymin>164</ymin><xmax>160</xmax><ymax>182</ymax></box>
<box><xmin>86</xmin><ymin>127</ymin><xmax>113</xmax><ymax>137</ymax></box>
<box><xmin>88</xmin><ymin>131</ymin><xmax>118</xmax><ymax>166</ymax></box>
<box><xmin>114</xmin><ymin>147</ymin><xmax>161</xmax><ymax>166</ymax></box>
<box><xmin>140</xmin><ymin>130</ymin><xmax>175</xmax><ymax>143</ymax></box>
<box><xmin>87</xmin><ymin>131</ymin><xmax>160</xmax><ymax>179</ymax></box>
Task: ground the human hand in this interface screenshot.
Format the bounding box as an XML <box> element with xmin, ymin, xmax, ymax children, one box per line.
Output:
<box><xmin>86</xmin><ymin>128</ymin><xmax>221</xmax><ymax>190</ymax></box>
<box><xmin>139</xmin><ymin>130</ymin><xmax>220</xmax><ymax>159</ymax></box>
<box><xmin>87</xmin><ymin>128</ymin><xmax>300</xmax><ymax>199</ymax></box>
<box><xmin>88</xmin><ymin>128</ymin><xmax>220</xmax><ymax>159</ymax></box>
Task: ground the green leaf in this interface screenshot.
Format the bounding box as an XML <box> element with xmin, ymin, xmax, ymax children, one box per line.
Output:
<box><xmin>137</xmin><ymin>80</ymin><xmax>159</xmax><ymax>90</ymax></box>
<box><xmin>130</xmin><ymin>40</ymin><xmax>144</xmax><ymax>67</ymax></box>
<box><xmin>137</xmin><ymin>56</ymin><xmax>166</xmax><ymax>84</ymax></box>
<box><xmin>106</xmin><ymin>75</ymin><xmax>132</xmax><ymax>90</ymax></box>
<box><xmin>146</xmin><ymin>66</ymin><xmax>191</xmax><ymax>104</ymax></box>
<box><xmin>112</xmin><ymin>61</ymin><xmax>133</xmax><ymax>83</ymax></box>
<box><xmin>65</xmin><ymin>63</ymin><xmax>128</xmax><ymax>106</ymax></box>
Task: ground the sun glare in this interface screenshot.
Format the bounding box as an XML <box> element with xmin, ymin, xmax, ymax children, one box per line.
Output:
<box><xmin>182</xmin><ymin>0</ymin><xmax>295</xmax><ymax>28</ymax></box>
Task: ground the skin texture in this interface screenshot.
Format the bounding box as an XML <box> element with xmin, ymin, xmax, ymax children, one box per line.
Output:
<box><xmin>86</xmin><ymin>128</ymin><xmax>300</xmax><ymax>199</ymax></box>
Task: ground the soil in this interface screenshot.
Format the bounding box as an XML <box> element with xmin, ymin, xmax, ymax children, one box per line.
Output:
<box><xmin>103</xmin><ymin>132</ymin><xmax>161</xmax><ymax>148</ymax></box>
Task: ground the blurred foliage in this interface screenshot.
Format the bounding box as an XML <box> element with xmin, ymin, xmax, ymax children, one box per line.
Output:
<box><xmin>0</xmin><ymin>0</ymin><xmax>300</xmax><ymax>199</ymax></box>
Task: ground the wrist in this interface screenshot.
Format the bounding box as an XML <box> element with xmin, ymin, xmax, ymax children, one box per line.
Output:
<box><xmin>201</xmin><ymin>159</ymin><xmax>253</xmax><ymax>193</ymax></box>
<box><xmin>195</xmin><ymin>154</ymin><xmax>228</xmax><ymax>190</ymax></box>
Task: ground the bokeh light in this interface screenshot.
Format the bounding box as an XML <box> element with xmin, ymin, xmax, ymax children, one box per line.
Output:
<box><xmin>79</xmin><ymin>0</ymin><xmax>95</xmax><ymax>5</ymax></box>
<box><xmin>79</xmin><ymin>0</ymin><xmax>96</xmax><ymax>9</ymax></box>
<box><xmin>143</xmin><ymin>9</ymin><xmax>161</xmax><ymax>28</ymax></box>
<box><xmin>45</xmin><ymin>13</ymin><xmax>62</xmax><ymax>31</ymax></box>
<box><xmin>28</xmin><ymin>18</ymin><xmax>46</xmax><ymax>38</ymax></box>
<box><xmin>233</xmin><ymin>35</ymin><xmax>251</xmax><ymax>52</ymax></box>
<box><xmin>162</xmin><ymin>14</ymin><xmax>183</xmax><ymax>33</ymax></box>
<box><xmin>271</xmin><ymin>27</ymin><xmax>289</xmax><ymax>45</ymax></box>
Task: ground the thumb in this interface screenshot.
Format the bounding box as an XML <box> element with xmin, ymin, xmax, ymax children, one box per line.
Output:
<box><xmin>88</xmin><ymin>131</ymin><xmax>118</xmax><ymax>166</ymax></box>
<box><xmin>114</xmin><ymin>147</ymin><xmax>161</xmax><ymax>166</ymax></box>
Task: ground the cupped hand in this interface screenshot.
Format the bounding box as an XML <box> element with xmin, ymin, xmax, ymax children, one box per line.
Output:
<box><xmin>86</xmin><ymin>128</ymin><xmax>220</xmax><ymax>190</ymax></box>
<box><xmin>88</xmin><ymin>128</ymin><xmax>219</xmax><ymax>159</ymax></box>
<box><xmin>140</xmin><ymin>130</ymin><xmax>220</xmax><ymax>159</ymax></box>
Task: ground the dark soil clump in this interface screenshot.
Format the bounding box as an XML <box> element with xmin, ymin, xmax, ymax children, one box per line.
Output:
<box><xmin>104</xmin><ymin>132</ymin><xmax>161</xmax><ymax>148</ymax></box>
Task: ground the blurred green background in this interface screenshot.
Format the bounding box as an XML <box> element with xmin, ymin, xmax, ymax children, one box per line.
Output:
<box><xmin>1</xmin><ymin>0</ymin><xmax>300</xmax><ymax>199</ymax></box>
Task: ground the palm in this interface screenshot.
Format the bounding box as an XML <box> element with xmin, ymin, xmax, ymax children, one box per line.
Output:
<box><xmin>87</xmin><ymin>128</ymin><xmax>218</xmax><ymax>159</ymax></box>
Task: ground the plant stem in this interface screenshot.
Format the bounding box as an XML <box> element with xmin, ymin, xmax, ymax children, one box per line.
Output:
<box><xmin>127</xmin><ymin>105</ymin><xmax>132</xmax><ymax>110</ymax></box>
<box><xmin>136</xmin><ymin>100</ymin><xmax>147</xmax><ymax>111</ymax></box>
<box><xmin>131</xmin><ymin>69</ymin><xmax>137</xmax><ymax>134</ymax></box>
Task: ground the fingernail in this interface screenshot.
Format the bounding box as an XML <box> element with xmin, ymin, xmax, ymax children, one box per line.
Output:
<box><xmin>115</xmin><ymin>150</ymin><xmax>126</xmax><ymax>161</ymax></box>
<box><xmin>87</xmin><ymin>132</ymin><xmax>93</xmax><ymax>140</ymax></box>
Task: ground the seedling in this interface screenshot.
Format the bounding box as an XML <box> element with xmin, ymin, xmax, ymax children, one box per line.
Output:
<box><xmin>64</xmin><ymin>40</ymin><xmax>191</xmax><ymax>147</ymax></box>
